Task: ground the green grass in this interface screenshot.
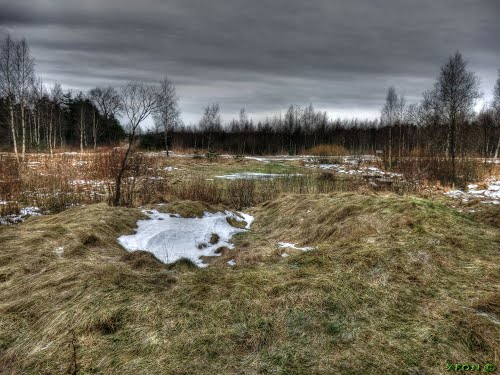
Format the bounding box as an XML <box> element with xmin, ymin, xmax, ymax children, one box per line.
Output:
<box><xmin>170</xmin><ymin>158</ymin><xmax>304</xmax><ymax>178</ymax></box>
<box><xmin>0</xmin><ymin>194</ymin><xmax>499</xmax><ymax>374</ymax></box>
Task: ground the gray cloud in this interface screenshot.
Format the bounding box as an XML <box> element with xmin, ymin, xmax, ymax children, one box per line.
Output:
<box><xmin>1</xmin><ymin>0</ymin><xmax>499</xmax><ymax>124</ymax></box>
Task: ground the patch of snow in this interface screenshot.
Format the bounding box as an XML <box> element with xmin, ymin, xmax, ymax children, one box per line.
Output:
<box><xmin>227</xmin><ymin>259</ymin><xmax>236</xmax><ymax>266</ymax></box>
<box><xmin>278</xmin><ymin>242</ymin><xmax>316</xmax><ymax>252</ymax></box>
<box><xmin>215</xmin><ymin>172</ymin><xmax>303</xmax><ymax>180</ymax></box>
<box><xmin>20</xmin><ymin>207</ymin><xmax>41</xmax><ymax>217</ymax></box>
<box><xmin>245</xmin><ymin>155</ymin><xmax>380</xmax><ymax>163</ymax></box>
<box><xmin>0</xmin><ymin>206</ymin><xmax>42</xmax><ymax>226</ymax></box>
<box><xmin>281</xmin><ymin>253</ymin><xmax>289</xmax><ymax>258</ymax></box>
<box><xmin>163</xmin><ymin>166</ymin><xmax>179</xmax><ymax>171</ymax></box>
<box><xmin>69</xmin><ymin>179</ymin><xmax>106</xmax><ymax>186</ymax></box>
<box><xmin>445</xmin><ymin>178</ymin><xmax>500</xmax><ymax>205</ymax></box>
<box><xmin>245</xmin><ymin>156</ymin><xmax>309</xmax><ymax>162</ymax></box>
<box><xmin>54</xmin><ymin>247</ymin><xmax>64</xmax><ymax>257</ymax></box>
<box><xmin>118</xmin><ymin>210</ymin><xmax>253</xmax><ymax>267</ymax></box>
<box><xmin>309</xmin><ymin>163</ymin><xmax>403</xmax><ymax>178</ymax></box>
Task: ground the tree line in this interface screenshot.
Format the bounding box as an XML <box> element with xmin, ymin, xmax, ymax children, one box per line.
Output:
<box><xmin>0</xmin><ymin>35</ymin><xmax>127</xmax><ymax>159</ymax></box>
<box><xmin>144</xmin><ymin>53</ymin><xmax>500</xmax><ymax>163</ymax></box>
<box><xmin>2</xmin><ymin>35</ymin><xmax>500</xmax><ymax>164</ymax></box>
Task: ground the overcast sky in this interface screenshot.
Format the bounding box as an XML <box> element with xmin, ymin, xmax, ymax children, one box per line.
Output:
<box><xmin>1</xmin><ymin>0</ymin><xmax>499</xmax><ymax>125</ymax></box>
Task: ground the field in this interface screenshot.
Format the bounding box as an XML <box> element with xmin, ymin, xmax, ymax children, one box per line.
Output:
<box><xmin>0</xmin><ymin>150</ymin><xmax>499</xmax><ymax>374</ymax></box>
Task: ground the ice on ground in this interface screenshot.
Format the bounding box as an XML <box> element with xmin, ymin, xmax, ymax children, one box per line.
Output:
<box><xmin>309</xmin><ymin>163</ymin><xmax>403</xmax><ymax>178</ymax></box>
<box><xmin>0</xmin><ymin>206</ymin><xmax>42</xmax><ymax>226</ymax></box>
<box><xmin>163</xmin><ymin>166</ymin><xmax>179</xmax><ymax>171</ymax></box>
<box><xmin>245</xmin><ymin>155</ymin><xmax>311</xmax><ymax>162</ymax></box>
<box><xmin>70</xmin><ymin>179</ymin><xmax>106</xmax><ymax>186</ymax></box>
<box><xmin>445</xmin><ymin>178</ymin><xmax>500</xmax><ymax>205</ymax></box>
<box><xmin>246</xmin><ymin>155</ymin><xmax>381</xmax><ymax>163</ymax></box>
<box><xmin>20</xmin><ymin>207</ymin><xmax>42</xmax><ymax>216</ymax></box>
<box><xmin>118</xmin><ymin>210</ymin><xmax>254</xmax><ymax>267</ymax></box>
<box><xmin>278</xmin><ymin>242</ymin><xmax>316</xmax><ymax>252</ymax></box>
<box><xmin>227</xmin><ymin>259</ymin><xmax>236</xmax><ymax>266</ymax></box>
<box><xmin>215</xmin><ymin>172</ymin><xmax>303</xmax><ymax>180</ymax></box>
<box><xmin>54</xmin><ymin>247</ymin><xmax>64</xmax><ymax>257</ymax></box>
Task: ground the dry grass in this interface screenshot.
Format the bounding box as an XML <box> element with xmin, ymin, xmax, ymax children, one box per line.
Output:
<box><xmin>306</xmin><ymin>144</ymin><xmax>350</xmax><ymax>156</ymax></box>
<box><xmin>0</xmin><ymin>151</ymin><xmax>177</xmax><ymax>214</ymax></box>
<box><xmin>0</xmin><ymin>194</ymin><xmax>499</xmax><ymax>374</ymax></box>
<box><xmin>396</xmin><ymin>156</ymin><xmax>498</xmax><ymax>188</ymax></box>
<box><xmin>2</xmin><ymin>151</ymin><xmax>496</xmax><ymax>219</ymax></box>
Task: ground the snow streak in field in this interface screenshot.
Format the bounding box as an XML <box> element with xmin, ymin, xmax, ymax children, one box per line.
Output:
<box><xmin>278</xmin><ymin>242</ymin><xmax>316</xmax><ymax>251</ymax></box>
<box><xmin>118</xmin><ymin>210</ymin><xmax>253</xmax><ymax>267</ymax></box>
<box><xmin>215</xmin><ymin>172</ymin><xmax>302</xmax><ymax>180</ymax></box>
<box><xmin>0</xmin><ymin>206</ymin><xmax>42</xmax><ymax>225</ymax></box>
<box><xmin>446</xmin><ymin>178</ymin><xmax>500</xmax><ymax>205</ymax></box>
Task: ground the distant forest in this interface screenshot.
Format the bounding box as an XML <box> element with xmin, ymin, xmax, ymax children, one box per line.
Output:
<box><xmin>1</xmin><ymin>34</ymin><xmax>500</xmax><ymax>159</ymax></box>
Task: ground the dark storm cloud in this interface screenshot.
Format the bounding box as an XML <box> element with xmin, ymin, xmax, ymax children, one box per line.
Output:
<box><xmin>1</xmin><ymin>0</ymin><xmax>499</xmax><ymax>123</ymax></box>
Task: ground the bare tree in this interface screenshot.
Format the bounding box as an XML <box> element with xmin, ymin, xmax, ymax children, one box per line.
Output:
<box><xmin>0</xmin><ymin>34</ymin><xmax>19</xmax><ymax>161</ymax></box>
<box><xmin>424</xmin><ymin>52</ymin><xmax>481</xmax><ymax>180</ymax></box>
<box><xmin>397</xmin><ymin>94</ymin><xmax>406</xmax><ymax>158</ymax></box>
<box><xmin>381</xmin><ymin>86</ymin><xmax>398</xmax><ymax>168</ymax></box>
<box><xmin>154</xmin><ymin>77</ymin><xmax>180</xmax><ymax>156</ymax></box>
<box><xmin>14</xmin><ymin>38</ymin><xmax>35</xmax><ymax>159</ymax></box>
<box><xmin>199</xmin><ymin>103</ymin><xmax>221</xmax><ymax>151</ymax></box>
<box><xmin>405</xmin><ymin>103</ymin><xmax>426</xmax><ymax>153</ymax></box>
<box><xmin>75</xmin><ymin>92</ymin><xmax>88</xmax><ymax>153</ymax></box>
<box><xmin>49</xmin><ymin>83</ymin><xmax>63</xmax><ymax>155</ymax></box>
<box><xmin>88</xmin><ymin>86</ymin><xmax>122</xmax><ymax>146</ymax></box>
<box><xmin>237</xmin><ymin>108</ymin><xmax>249</xmax><ymax>153</ymax></box>
<box><xmin>114</xmin><ymin>81</ymin><xmax>157</xmax><ymax>206</ymax></box>
<box><xmin>493</xmin><ymin>70</ymin><xmax>500</xmax><ymax>160</ymax></box>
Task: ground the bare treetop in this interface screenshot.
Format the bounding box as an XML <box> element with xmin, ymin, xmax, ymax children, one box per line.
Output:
<box><xmin>88</xmin><ymin>86</ymin><xmax>122</xmax><ymax>119</ymax></box>
<box><xmin>120</xmin><ymin>81</ymin><xmax>158</xmax><ymax>133</ymax></box>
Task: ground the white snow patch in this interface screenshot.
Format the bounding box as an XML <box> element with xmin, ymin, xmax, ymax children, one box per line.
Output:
<box><xmin>0</xmin><ymin>206</ymin><xmax>42</xmax><ymax>226</ymax></box>
<box><xmin>118</xmin><ymin>210</ymin><xmax>253</xmax><ymax>267</ymax></box>
<box><xmin>54</xmin><ymin>247</ymin><xmax>64</xmax><ymax>257</ymax></box>
<box><xmin>445</xmin><ymin>178</ymin><xmax>500</xmax><ymax>204</ymax></box>
<box><xmin>215</xmin><ymin>172</ymin><xmax>302</xmax><ymax>180</ymax></box>
<box><xmin>281</xmin><ymin>253</ymin><xmax>289</xmax><ymax>258</ymax></box>
<box><xmin>69</xmin><ymin>179</ymin><xmax>106</xmax><ymax>186</ymax></box>
<box><xmin>310</xmin><ymin>163</ymin><xmax>402</xmax><ymax>178</ymax></box>
<box><xmin>227</xmin><ymin>259</ymin><xmax>236</xmax><ymax>266</ymax></box>
<box><xmin>278</xmin><ymin>242</ymin><xmax>316</xmax><ymax>252</ymax></box>
<box><xmin>20</xmin><ymin>207</ymin><xmax>41</xmax><ymax>217</ymax></box>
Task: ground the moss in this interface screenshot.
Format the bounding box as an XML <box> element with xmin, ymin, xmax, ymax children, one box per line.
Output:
<box><xmin>226</xmin><ymin>216</ymin><xmax>247</xmax><ymax>229</ymax></box>
<box><xmin>209</xmin><ymin>233</ymin><xmax>220</xmax><ymax>245</ymax></box>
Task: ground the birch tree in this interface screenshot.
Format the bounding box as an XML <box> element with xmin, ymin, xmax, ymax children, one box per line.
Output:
<box><xmin>381</xmin><ymin>86</ymin><xmax>398</xmax><ymax>168</ymax></box>
<box><xmin>424</xmin><ymin>52</ymin><xmax>480</xmax><ymax>181</ymax></box>
<box><xmin>14</xmin><ymin>38</ymin><xmax>35</xmax><ymax>159</ymax></box>
<box><xmin>0</xmin><ymin>34</ymin><xmax>19</xmax><ymax>161</ymax></box>
<box><xmin>493</xmin><ymin>70</ymin><xmax>500</xmax><ymax>160</ymax></box>
<box><xmin>199</xmin><ymin>103</ymin><xmax>221</xmax><ymax>151</ymax></box>
<box><xmin>154</xmin><ymin>77</ymin><xmax>180</xmax><ymax>156</ymax></box>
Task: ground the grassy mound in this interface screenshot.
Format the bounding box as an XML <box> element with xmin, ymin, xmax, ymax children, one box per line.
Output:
<box><xmin>0</xmin><ymin>195</ymin><xmax>499</xmax><ymax>374</ymax></box>
<box><xmin>146</xmin><ymin>200</ymin><xmax>229</xmax><ymax>218</ymax></box>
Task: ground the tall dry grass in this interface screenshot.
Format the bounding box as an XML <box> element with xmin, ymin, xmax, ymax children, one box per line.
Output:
<box><xmin>0</xmin><ymin>151</ymin><xmax>169</xmax><ymax>217</ymax></box>
<box><xmin>169</xmin><ymin>172</ymin><xmax>419</xmax><ymax>210</ymax></box>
